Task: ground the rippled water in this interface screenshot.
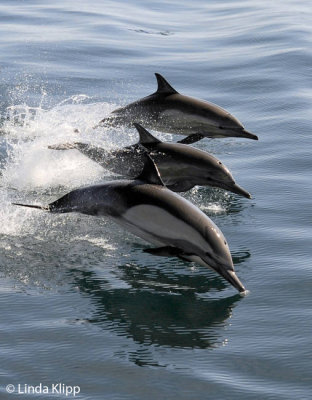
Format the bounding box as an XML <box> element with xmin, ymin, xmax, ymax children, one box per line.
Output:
<box><xmin>1</xmin><ymin>1</ymin><xmax>311</xmax><ymax>399</ymax></box>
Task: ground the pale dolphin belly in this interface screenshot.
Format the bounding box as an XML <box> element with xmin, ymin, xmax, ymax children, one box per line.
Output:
<box><xmin>118</xmin><ymin>204</ymin><xmax>213</xmax><ymax>255</ymax></box>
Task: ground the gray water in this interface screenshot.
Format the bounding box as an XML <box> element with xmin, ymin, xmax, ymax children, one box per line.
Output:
<box><xmin>0</xmin><ymin>1</ymin><xmax>311</xmax><ymax>399</ymax></box>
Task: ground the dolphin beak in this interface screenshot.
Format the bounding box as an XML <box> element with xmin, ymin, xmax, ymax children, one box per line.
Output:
<box><xmin>220</xmin><ymin>269</ymin><xmax>246</xmax><ymax>293</ymax></box>
<box><xmin>230</xmin><ymin>183</ymin><xmax>252</xmax><ymax>199</ymax></box>
<box><xmin>241</xmin><ymin>129</ymin><xmax>258</xmax><ymax>140</ymax></box>
<box><xmin>216</xmin><ymin>181</ymin><xmax>252</xmax><ymax>199</ymax></box>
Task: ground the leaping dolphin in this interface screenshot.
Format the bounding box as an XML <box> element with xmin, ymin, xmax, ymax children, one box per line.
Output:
<box><xmin>13</xmin><ymin>155</ymin><xmax>246</xmax><ymax>293</ymax></box>
<box><xmin>48</xmin><ymin>140</ymin><xmax>147</xmax><ymax>178</ymax></box>
<box><xmin>95</xmin><ymin>73</ymin><xmax>258</xmax><ymax>144</ymax></box>
<box><xmin>48</xmin><ymin>123</ymin><xmax>251</xmax><ymax>198</ymax></box>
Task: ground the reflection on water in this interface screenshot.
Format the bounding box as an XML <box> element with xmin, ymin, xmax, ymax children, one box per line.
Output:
<box><xmin>70</xmin><ymin>269</ymin><xmax>241</xmax><ymax>366</ymax></box>
<box><xmin>0</xmin><ymin>0</ymin><xmax>311</xmax><ymax>396</ymax></box>
<box><xmin>68</xmin><ymin>251</ymin><xmax>250</xmax><ymax>353</ymax></box>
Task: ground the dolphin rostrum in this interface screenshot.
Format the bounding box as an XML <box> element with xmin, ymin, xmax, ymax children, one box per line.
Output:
<box><xmin>13</xmin><ymin>155</ymin><xmax>246</xmax><ymax>293</ymax></box>
<box><xmin>48</xmin><ymin>123</ymin><xmax>251</xmax><ymax>198</ymax></box>
<box><xmin>95</xmin><ymin>73</ymin><xmax>258</xmax><ymax>144</ymax></box>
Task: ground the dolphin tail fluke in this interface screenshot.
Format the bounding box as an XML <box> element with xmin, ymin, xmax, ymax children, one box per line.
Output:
<box><xmin>12</xmin><ymin>203</ymin><xmax>49</xmax><ymax>211</ymax></box>
<box><xmin>177</xmin><ymin>133</ymin><xmax>205</xmax><ymax>145</ymax></box>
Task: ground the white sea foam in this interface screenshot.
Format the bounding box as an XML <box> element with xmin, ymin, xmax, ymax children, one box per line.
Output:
<box><xmin>200</xmin><ymin>203</ymin><xmax>226</xmax><ymax>214</ymax></box>
<box><xmin>0</xmin><ymin>96</ymin><xmax>124</xmax><ymax>237</ymax></box>
<box><xmin>73</xmin><ymin>235</ymin><xmax>117</xmax><ymax>251</ymax></box>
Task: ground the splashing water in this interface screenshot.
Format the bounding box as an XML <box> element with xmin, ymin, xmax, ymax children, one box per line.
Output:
<box><xmin>1</xmin><ymin>95</ymin><xmax>115</xmax><ymax>236</ymax></box>
<box><xmin>0</xmin><ymin>93</ymin><xmax>229</xmax><ymax>239</ymax></box>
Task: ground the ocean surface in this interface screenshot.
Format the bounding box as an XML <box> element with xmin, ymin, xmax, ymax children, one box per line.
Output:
<box><xmin>0</xmin><ymin>1</ymin><xmax>311</xmax><ymax>399</ymax></box>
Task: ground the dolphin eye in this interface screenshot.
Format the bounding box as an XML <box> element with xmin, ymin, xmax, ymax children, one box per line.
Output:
<box><xmin>218</xmin><ymin>161</ymin><xmax>222</xmax><ymax>165</ymax></box>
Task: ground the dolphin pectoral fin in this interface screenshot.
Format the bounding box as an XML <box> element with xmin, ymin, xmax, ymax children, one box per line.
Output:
<box><xmin>135</xmin><ymin>154</ymin><xmax>165</xmax><ymax>186</ymax></box>
<box><xmin>144</xmin><ymin>246</ymin><xmax>185</xmax><ymax>257</ymax></box>
<box><xmin>154</xmin><ymin>73</ymin><xmax>178</xmax><ymax>95</ymax></box>
<box><xmin>166</xmin><ymin>181</ymin><xmax>195</xmax><ymax>192</ymax></box>
<box><xmin>177</xmin><ymin>134</ymin><xmax>205</xmax><ymax>145</ymax></box>
<box><xmin>133</xmin><ymin>123</ymin><xmax>162</xmax><ymax>145</ymax></box>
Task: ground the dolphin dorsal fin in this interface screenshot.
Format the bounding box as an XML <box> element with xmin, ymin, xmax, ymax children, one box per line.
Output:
<box><xmin>134</xmin><ymin>123</ymin><xmax>161</xmax><ymax>145</ymax></box>
<box><xmin>155</xmin><ymin>73</ymin><xmax>178</xmax><ymax>95</ymax></box>
<box><xmin>135</xmin><ymin>154</ymin><xmax>165</xmax><ymax>186</ymax></box>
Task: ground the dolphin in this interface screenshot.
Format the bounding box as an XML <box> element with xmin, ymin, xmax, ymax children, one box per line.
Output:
<box><xmin>12</xmin><ymin>155</ymin><xmax>246</xmax><ymax>293</ymax></box>
<box><xmin>48</xmin><ymin>123</ymin><xmax>251</xmax><ymax>198</ymax></box>
<box><xmin>95</xmin><ymin>73</ymin><xmax>258</xmax><ymax>144</ymax></box>
<box><xmin>48</xmin><ymin>141</ymin><xmax>147</xmax><ymax>178</ymax></box>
